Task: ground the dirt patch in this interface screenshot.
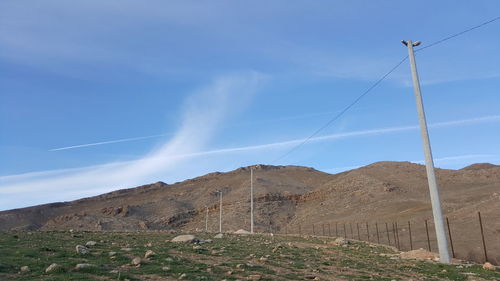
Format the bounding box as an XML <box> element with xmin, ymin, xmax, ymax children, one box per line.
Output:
<box><xmin>400</xmin><ymin>248</ymin><xmax>438</xmax><ymax>261</ymax></box>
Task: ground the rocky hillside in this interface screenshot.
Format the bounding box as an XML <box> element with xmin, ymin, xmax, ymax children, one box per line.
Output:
<box><xmin>1</xmin><ymin>161</ymin><xmax>499</xmax><ymax>264</ymax></box>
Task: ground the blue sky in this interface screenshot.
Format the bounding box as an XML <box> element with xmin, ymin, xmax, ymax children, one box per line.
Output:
<box><xmin>1</xmin><ymin>1</ymin><xmax>499</xmax><ymax>210</ymax></box>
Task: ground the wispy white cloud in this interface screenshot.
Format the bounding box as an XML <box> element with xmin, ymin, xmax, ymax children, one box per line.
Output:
<box><xmin>0</xmin><ymin>72</ymin><xmax>264</xmax><ymax>209</ymax></box>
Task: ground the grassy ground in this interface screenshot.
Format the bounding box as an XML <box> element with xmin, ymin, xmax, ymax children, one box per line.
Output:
<box><xmin>0</xmin><ymin>231</ymin><xmax>498</xmax><ymax>281</ymax></box>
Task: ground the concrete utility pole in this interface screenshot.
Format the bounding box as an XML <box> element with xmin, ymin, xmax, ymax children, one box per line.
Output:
<box><xmin>402</xmin><ymin>40</ymin><xmax>451</xmax><ymax>264</ymax></box>
<box><xmin>250</xmin><ymin>167</ymin><xmax>254</xmax><ymax>234</ymax></box>
<box><xmin>205</xmin><ymin>206</ymin><xmax>209</xmax><ymax>232</ymax></box>
<box><xmin>218</xmin><ymin>190</ymin><xmax>223</xmax><ymax>233</ymax></box>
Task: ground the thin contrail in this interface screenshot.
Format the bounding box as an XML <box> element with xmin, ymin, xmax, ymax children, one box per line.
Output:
<box><xmin>174</xmin><ymin>114</ymin><xmax>500</xmax><ymax>157</ymax></box>
<box><xmin>49</xmin><ymin>133</ymin><xmax>170</xmax><ymax>151</ymax></box>
<box><xmin>49</xmin><ymin>114</ymin><xmax>500</xmax><ymax>152</ymax></box>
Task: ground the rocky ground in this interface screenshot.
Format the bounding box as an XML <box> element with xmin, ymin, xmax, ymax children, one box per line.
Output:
<box><xmin>0</xmin><ymin>231</ymin><xmax>498</xmax><ymax>281</ymax></box>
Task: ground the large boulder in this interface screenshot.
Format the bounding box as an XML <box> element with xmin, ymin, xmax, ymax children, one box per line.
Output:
<box><xmin>171</xmin><ymin>235</ymin><xmax>197</xmax><ymax>243</ymax></box>
<box><xmin>75</xmin><ymin>245</ymin><xmax>89</xmax><ymax>254</ymax></box>
<box><xmin>214</xmin><ymin>233</ymin><xmax>224</xmax><ymax>239</ymax></box>
<box><xmin>334</xmin><ymin>237</ymin><xmax>349</xmax><ymax>246</ymax></box>
<box><xmin>234</xmin><ymin>229</ymin><xmax>251</xmax><ymax>235</ymax></box>
<box><xmin>45</xmin><ymin>263</ymin><xmax>61</xmax><ymax>273</ymax></box>
<box><xmin>483</xmin><ymin>262</ymin><xmax>496</xmax><ymax>271</ymax></box>
<box><xmin>75</xmin><ymin>264</ymin><xmax>96</xmax><ymax>270</ymax></box>
<box><xmin>20</xmin><ymin>266</ymin><xmax>30</xmax><ymax>273</ymax></box>
<box><xmin>131</xmin><ymin>257</ymin><xmax>142</xmax><ymax>266</ymax></box>
<box><xmin>144</xmin><ymin>250</ymin><xmax>155</xmax><ymax>259</ymax></box>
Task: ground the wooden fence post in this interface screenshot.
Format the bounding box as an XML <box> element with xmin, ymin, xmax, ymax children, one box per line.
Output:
<box><xmin>375</xmin><ymin>222</ymin><xmax>380</xmax><ymax>244</ymax></box>
<box><xmin>445</xmin><ymin>217</ymin><xmax>455</xmax><ymax>258</ymax></box>
<box><xmin>408</xmin><ymin>221</ymin><xmax>413</xmax><ymax>251</ymax></box>
<box><xmin>385</xmin><ymin>222</ymin><xmax>391</xmax><ymax>245</ymax></box>
<box><xmin>366</xmin><ymin>222</ymin><xmax>370</xmax><ymax>242</ymax></box>
<box><xmin>478</xmin><ymin>212</ymin><xmax>488</xmax><ymax>262</ymax></box>
<box><xmin>392</xmin><ymin>223</ymin><xmax>398</xmax><ymax>249</ymax></box>
<box><xmin>395</xmin><ymin>222</ymin><xmax>400</xmax><ymax>250</ymax></box>
<box><xmin>425</xmin><ymin>220</ymin><xmax>431</xmax><ymax>252</ymax></box>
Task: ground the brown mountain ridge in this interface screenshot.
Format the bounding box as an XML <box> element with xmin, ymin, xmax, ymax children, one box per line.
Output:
<box><xmin>1</xmin><ymin>161</ymin><xmax>499</xmax><ymax>263</ymax></box>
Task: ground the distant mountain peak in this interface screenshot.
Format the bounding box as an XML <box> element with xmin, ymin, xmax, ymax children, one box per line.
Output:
<box><xmin>461</xmin><ymin>163</ymin><xmax>499</xmax><ymax>170</ymax></box>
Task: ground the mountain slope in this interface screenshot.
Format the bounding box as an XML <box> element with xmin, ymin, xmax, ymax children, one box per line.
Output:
<box><xmin>1</xmin><ymin>161</ymin><xmax>499</xmax><ymax>264</ymax></box>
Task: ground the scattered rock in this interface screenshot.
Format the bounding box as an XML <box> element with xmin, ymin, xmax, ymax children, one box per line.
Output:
<box><xmin>247</xmin><ymin>274</ymin><xmax>262</xmax><ymax>280</ymax></box>
<box><xmin>172</xmin><ymin>234</ymin><xmax>197</xmax><ymax>243</ymax></box>
<box><xmin>138</xmin><ymin>220</ymin><xmax>149</xmax><ymax>230</ymax></box>
<box><xmin>234</xmin><ymin>229</ymin><xmax>251</xmax><ymax>235</ymax></box>
<box><xmin>45</xmin><ymin>263</ymin><xmax>61</xmax><ymax>273</ymax></box>
<box><xmin>334</xmin><ymin>237</ymin><xmax>349</xmax><ymax>246</ymax></box>
<box><xmin>109</xmin><ymin>251</ymin><xmax>117</xmax><ymax>256</ymax></box>
<box><xmin>162</xmin><ymin>266</ymin><xmax>170</xmax><ymax>271</ymax></box>
<box><xmin>179</xmin><ymin>273</ymin><xmax>187</xmax><ymax>279</ymax></box>
<box><xmin>131</xmin><ymin>257</ymin><xmax>142</xmax><ymax>266</ymax></box>
<box><xmin>144</xmin><ymin>250</ymin><xmax>155</xmax><ymax>259</ymax></box>
<box><xmin>121</xmin><ymin>247</ymin><xmax>133</xmax><ymax>251</ymax></box>
<box><xmin>20</xmin><ymin>266</ymin><xmax>30</xmax><ymax>273</ymax></box>
<box><xmin>483</xmin><ymin>262</ymin><xmax>496</xmax><ymax>271</ymax></box>
<box><xmin>146</xmin><ymin>242</ymin><xmax>153</xmax><ymax>247</ymax></box>
<box><xmin>214</xmin><ymin>233</ymin><xmax>224</xmax><ymax>239</ymax></box>
<box><xmin>85</xmin><ymin>241</ymin><xmax>97</xmax><ymax>246</ymax></box>
<box><xmin>75</xmin><ymin>245</ymin><xmax>89</xmax><ymax>254</ymax></box>
<box><xmin>75</xmin><ymin>263</ymin><xmax>96</xmax><ymax>270</ymax></box>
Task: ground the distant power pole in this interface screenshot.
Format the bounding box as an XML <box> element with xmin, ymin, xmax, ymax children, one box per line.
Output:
<box><xmin>218</xmin><ymin>190</ymin><xmax>223</xmax><ymax>233</ymax></box>
<box><xmin>250</xmin><ymin>167</ymin><xmax>254</xmax><ymax>234</ymax></box>
<box><xmin>205</xmin><ymin>206</ymin><xmax>209</xmax><ymax>232</ymax></box>
<box><xmin>402</xmin><ymin>40</ymin><xmax>451</xmax><ymax>264</ymax></box>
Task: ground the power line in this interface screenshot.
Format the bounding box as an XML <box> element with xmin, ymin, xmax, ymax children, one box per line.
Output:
<box><xmin>416</xmin><ymin>16</ymin><xmax>500</xmax><ymax>52</ymax></box>
<box><xmin>272</xmin><ymin>15</ymin><xmax>500</xmax><ymax>163</ymax></box>
<box><xmin>273</xmin><ymin>56</ymin><xmax>408</xmax><ymax>163</ymax></box>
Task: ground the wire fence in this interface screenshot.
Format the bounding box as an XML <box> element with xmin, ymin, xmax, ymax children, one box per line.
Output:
<box><xmin>270</xmin><ymin>211</ymin><xmax>496</xmax><ymax>265</ymax></box>
<box><xmin>194</xmin><ymin>205</ymin><xmax>498</xmax><ymax>266</ymax></box>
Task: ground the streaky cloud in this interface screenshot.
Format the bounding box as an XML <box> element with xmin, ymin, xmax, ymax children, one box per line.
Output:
<box><xmin>0</xmin><ymin>72</ymin><xmax>264</xmax><ymax>210</ymax></box>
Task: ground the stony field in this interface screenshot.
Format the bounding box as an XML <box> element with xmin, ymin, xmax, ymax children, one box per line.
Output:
<box><xmin>0</xmin><ymin>231</ymin><xmax>498</xmax><ymax>281</ymax></box>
